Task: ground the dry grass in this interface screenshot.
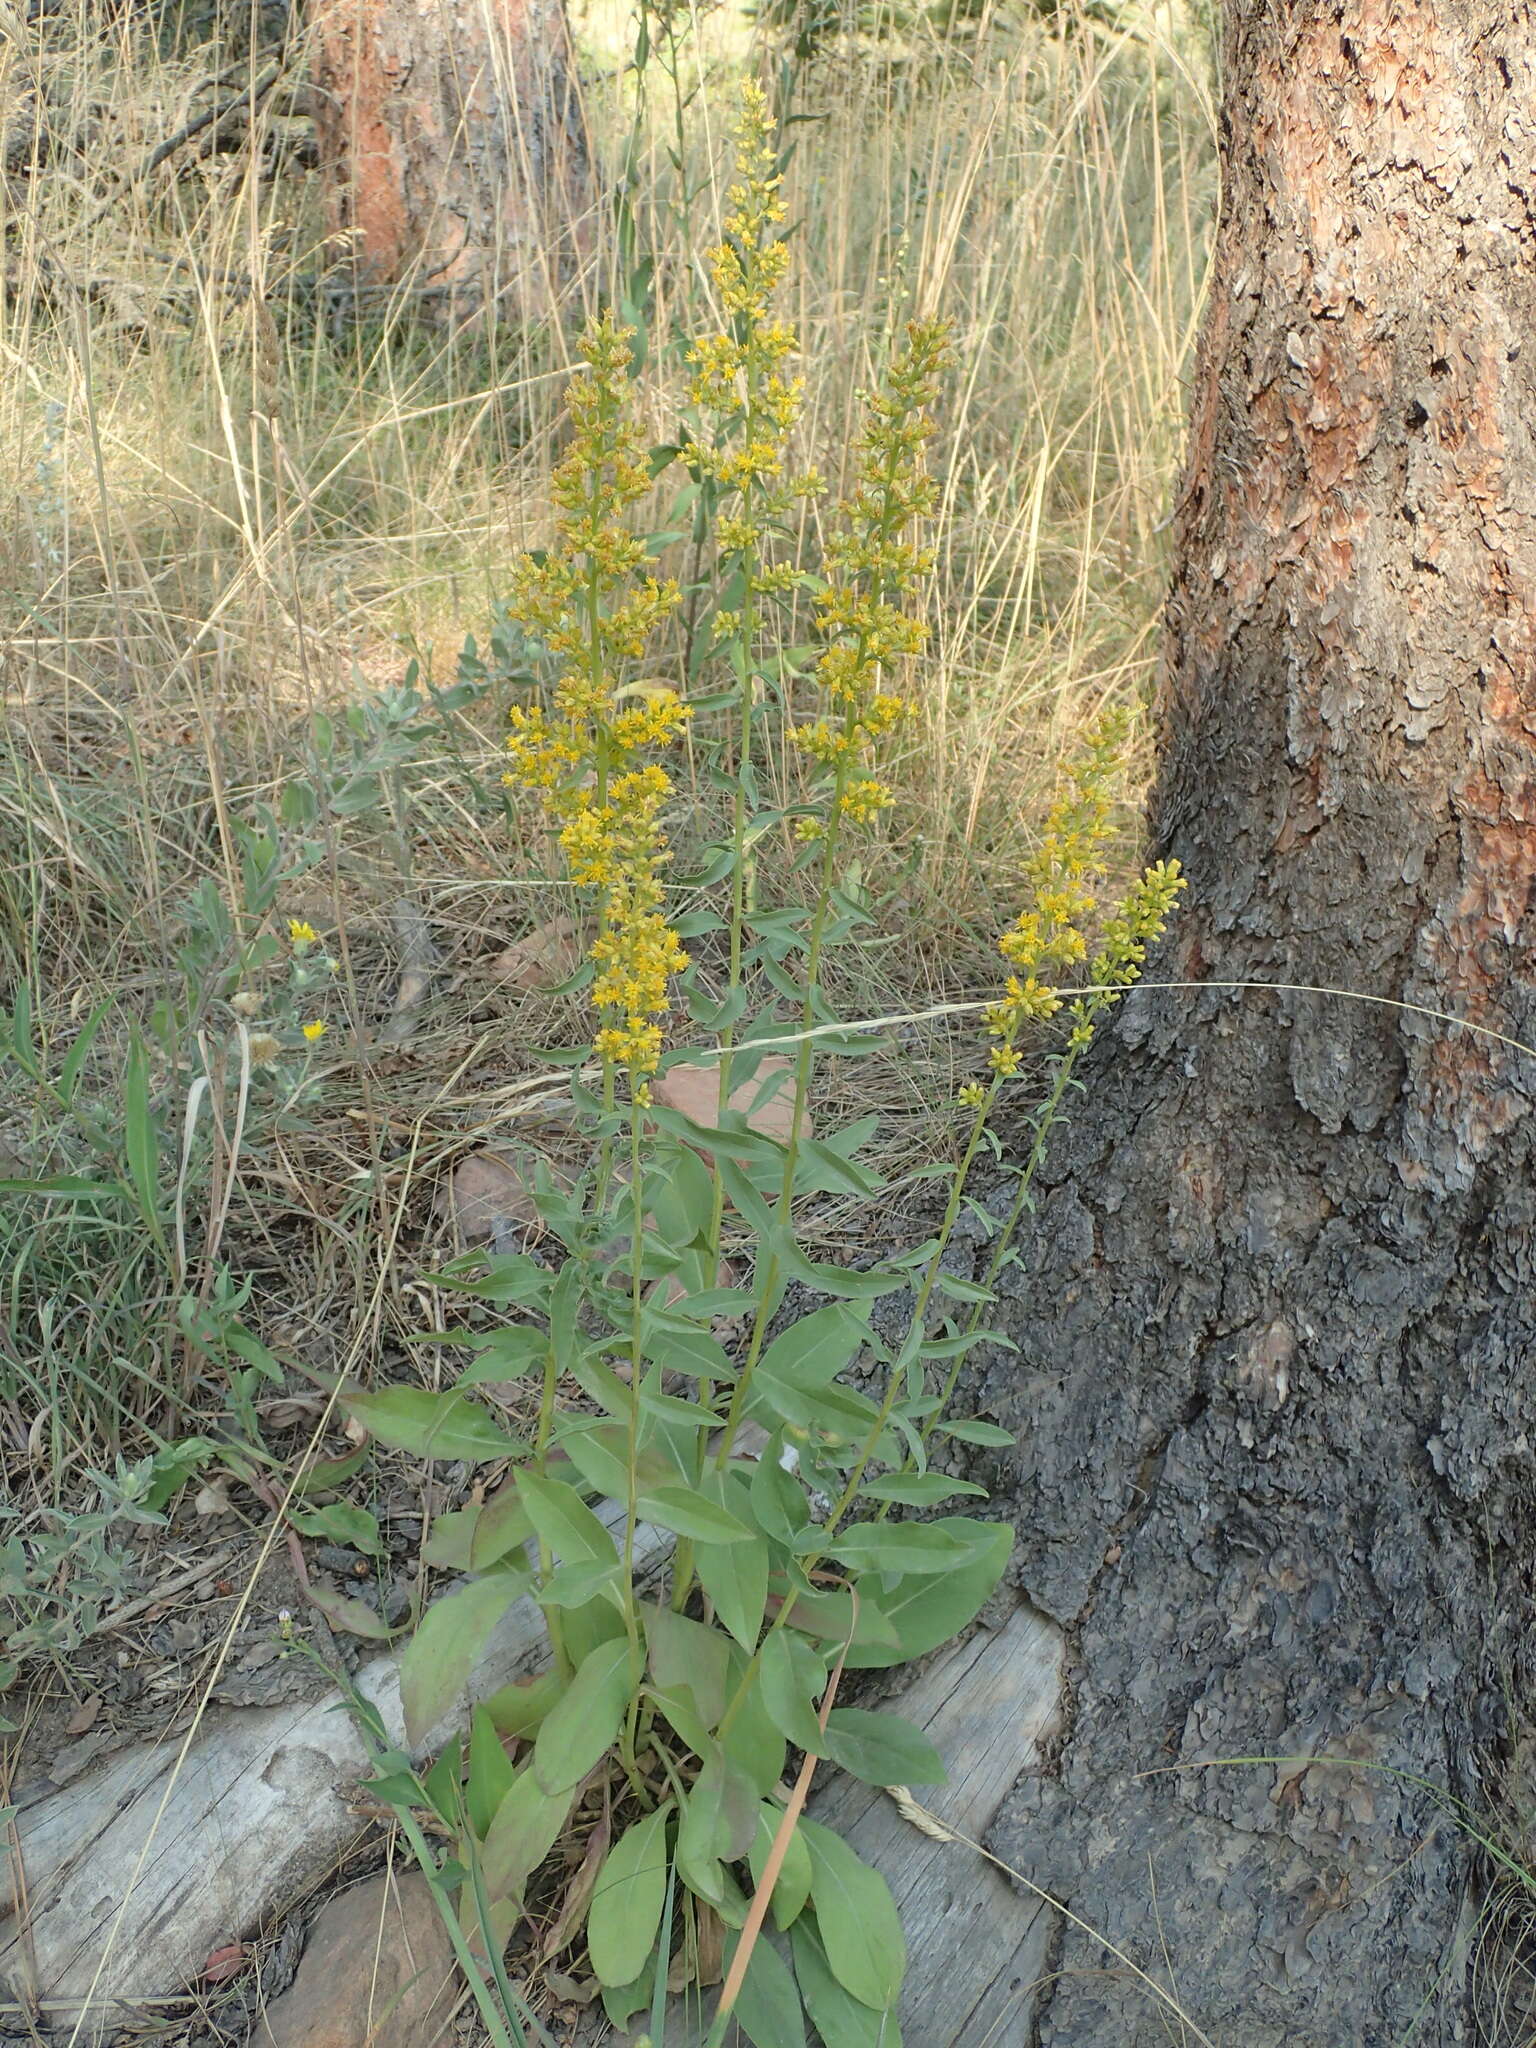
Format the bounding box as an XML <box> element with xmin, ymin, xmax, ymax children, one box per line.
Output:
<box><xmin>0</xmin><ymin>0</ymin><xmax>1215</xmax><ymax>1487</ymax></box>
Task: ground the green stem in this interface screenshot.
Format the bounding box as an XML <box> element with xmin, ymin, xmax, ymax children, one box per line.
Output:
<box><xmin>712</xmin><ymin>780</ymin><xmax>847</xmax><ymax>1468</ymax></box>
<box><xmin>405</xmin><ymin>1811</ymin><xmax>529</xmax><ymax>2048</ymax></box>
<box><xmin>694</xmin><ymin>371</ymin><xmax>767</xmax><ymax>1479</ymax></box>
<box><xmin>533</xmin><ymin>1332</ymin><xmax>572</xmax><ymax>1681</ymax></box>
<box><xmin>922</xmin><ymin>1036</ymin><xmax>1087</xmax><ymax>1454</ymax></box>
<box><xmin>619</xmin><ymin>1100</ymin><xmax>647</xmax><ymax>1766</ymax></box>
<box><xmin>828</xmin><ymin>1085</ymin><xmax>994</xmax><ymax>1524</ymax></box>
<box><xmin>686</xmin><ymin>493</ymin><xmax>761</xmax><ymax>1539</ymax></box>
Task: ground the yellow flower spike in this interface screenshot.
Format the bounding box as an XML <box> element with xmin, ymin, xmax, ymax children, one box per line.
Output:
<box><xmin>792</xmin><ymin>321</ymin><xmax>949</xmax><ymax>820</ymax></box>
<box><xmin>980</xmin><ymin>717</ymin><xmax>1187</xmax><ymax>1082</ymax></box>
<box><xmin>683</xmin><ymin>81</ymin><xmax>820</xmax><ymax>653</ymax></box>
<box><xmin>501</xmin><ymin>315</ymin><xmax>688</xmax><ymax>1081</ymax></box>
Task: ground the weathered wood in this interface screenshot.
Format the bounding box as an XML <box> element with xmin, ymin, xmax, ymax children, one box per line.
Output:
<box><xmin>809</xmin><ymin>1600</ymin><xmax>1062</xmax><ymax>2046</ymax></box>
<box><xmin>0</xmin><ymin>1515</ymin><xmax>671</xmax><ymax>2034</ymax></box>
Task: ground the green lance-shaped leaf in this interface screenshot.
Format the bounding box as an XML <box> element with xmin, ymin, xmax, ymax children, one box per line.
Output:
<box><xmin>466</xmin><ymin>1704</ymin><xmax>517</xmax><ymax>1838</ymax></box>
<box><xmin>937</xmin><ymin>1417</ymin><xmax>1017</xmax><ymax>1447</ymax></box>
<box><xmin>645</xmin><ymin>1604</ymin><xmax>732</xmax><ymax>1727</ymax></box>
<box><xmin>290</xmin><ymin>1502</ymin><xmax>380</xmax><ymax>1553</ymax></box>
<box><xmin>856</xmin><ymin>1471</ymin><xmax>987</xmax><ymax>1507</ymax></box>
<box><xmin>123</xmin><ymin>1029</ymin><xmax>161</xmax><ymax>1232</ymax></box>
<box><xmin>723</xmin><ymin>1929</ymin><xmax>807</xmax><ymax>2048</ymax></box>
<box><xmin>588</xmin><ymin>1803</ymin><xmax>673</xmax><ymax>1988</ymax></box>
<box><xmin>757</xmin><ymin>1303</ymin><xmax>872</xmax><ymax>1388</ymax></box>
<box><xmin>791</xmin><ymin>1916</ymin><xmax>903</xmax><ymax>2047</ymax></box>
<box><xmin>482</xmin><ymin>1762</ymin><xmax>574</xmax><ymax>1904</ymax></box>
<box><xmin>636</xmin><ymin>1484</ymin><xmax>754</xmax><ymax>1545</ymax></box>
<box><xmin>400</xmin><ymin>1568</ymin><xmax>526</xmax><ymax>1746</ymax></box>
<box><xmin>516</xmin><ymin>1469</ymin><xmax>618</xmax><ymax>1564</ymax></box>
<box><xmin>799</xmin><ymin>1818</ymin><xmax>906</xmax><ymax>2011</ymax></box>
<box><xmin>759</xmin><ymin>1629</ymin><xmax>829</xmax><ymax>1756</ymax></box>
<box><xmin>534</xmin><ymin>1637</ymin><xmax>634</xmax><ymax>1794</ymax></box>
<box><xmin>748</xmin><ymin>1803</ymin><xmax>813</xmax><ymax>1931</ymax></box>
<box><xmin>821</xmin><ymin>1707</ymin><xmax>946</xmax><ymax>1787</ymax></box>
<box><xmin>343</xmin><ymin>1387</ymin><xmax>527</xmax><ymax>1462</ymax></box>
<box><xmin>844</xmin><ymin>1517</ymin><xmax>1013</xmax><ymax>1670</ymax></box>
<box><xmin>696</xmin><ymin>1532</ymin><xmax>769</xmax><ymax>1652</ymax></box>
<box><xmin>823</xmin><ymin>1520</ymin><xmax>975</xmax><ymax>1576</ymax></box>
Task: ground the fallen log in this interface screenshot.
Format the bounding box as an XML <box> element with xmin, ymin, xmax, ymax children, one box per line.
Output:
<box><xmin>0</xmin><ymin>1513</ymin><xmax>1061</xmax><ymax>2043</ymax></box>
<box><xmin>0</xmin><ymin>1514</ymin><xmax>671</xmax><ymax>2038</ymax></box>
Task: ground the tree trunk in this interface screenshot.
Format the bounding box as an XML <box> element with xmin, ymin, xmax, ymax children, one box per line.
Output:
<box><xmin>978</xmin><ymin>5</ymin><xmax>1536</xmax><ymax>2042</ymax></box>
<box><xmin>310</xmin><ymin>0</ymin><xmax>593</xmax><ymax>321</ymax></box>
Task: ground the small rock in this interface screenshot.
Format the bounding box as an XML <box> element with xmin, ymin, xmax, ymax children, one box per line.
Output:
<box><xmin>489</xmin><ymin>916</ymin><xmax>583</xmax><ymax>993</ymax></box>
<box><xmin>203</xmin><ymin>1940</ymin><xmax>250</xmax><ymax>1985</ymax></box>
<box><xmin>448</xmin><ymin>1149</ymin><xmax>571</xmax><ymax>1254</ymax></box>
<box><xmin>653</xmin><ymin>1055</ymin><xmax>810</xmax><ymax>1159</ymax></box>
<box><xmin>249</xmin><ymin>1873</ymin><xmax>457</xmax><ymax>2048</ymax></box>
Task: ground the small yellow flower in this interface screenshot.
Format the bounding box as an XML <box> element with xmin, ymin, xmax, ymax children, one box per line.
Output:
<box><xmin>288</xmin><ymin>919</ymin><xmax>318</xmax><ymax>946</ymax></box>
<box><xmin>977</xmin><ymin>718</ymin><xmax>1187</xmax><ymax>1083</ymax></box>
<box><xmin>839</xmin><ymin>778</ymin><xmax>894</xmax><ymax>825</ymax></box>
<box><xmin>302</xmin><ymin>1019</ymin><xmax>327</xmax><ymax>1043</ymax></box>
<box><xmin>957</xmin><ymin>1081</ymin><xmax>987</xmax><ymax>1109</ymax></box>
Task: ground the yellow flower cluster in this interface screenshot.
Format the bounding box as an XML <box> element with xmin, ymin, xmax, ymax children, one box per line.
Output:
<box><xmin>504</xmin><ymin>316</ymin><xmax>689</xmax><ymax>1078</ymax></box>
<box><xmin>838</xmin><ymin>777</ymin><xmax>896</xmax><ymax>825</ymax></box>
<box><xmin>684</xmin><ymin>83</ymin><xmax>818</xmax><ymax>619</ymax></box>
<box><xmin>982</xmin><ymin>713</ymin><xmax>1125</xmax><ymax>1057</ymax></box>
<box><xmin>979</xmin><ymin>712</ymin><xmax>1187</xmax><ymax>1080</ymax></box>
<box><xmin>1065</xmin><ymin>859</ymin><xmax>1187</xmax><ymax>1050</ymax></box>
<box><xmin>504</xmin><ymin>316</ymin><xmax>681</xmax><ymax>775</ymax></box>
<box><xmin>791</xmin><ymin>321</ymin><xmax>949</xmax><ymax>821</ymax></box>
<box><xmin>577</xmin><ymin>770</ymin><xmax>690</xmax><ymax>1074</ymax></box>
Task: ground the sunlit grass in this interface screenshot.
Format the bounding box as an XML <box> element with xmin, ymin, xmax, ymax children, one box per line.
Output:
<box><xmin>0</xmin><ymin>0</ymin><xmax>1215</xmax><ymax>1474</ymax></box>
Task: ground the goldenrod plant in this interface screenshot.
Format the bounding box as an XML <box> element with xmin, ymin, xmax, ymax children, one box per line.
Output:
<box><xmin>340</xmin><ymin>87</ymin><xmax>1186</xmax><ymax>2047</ymax></box>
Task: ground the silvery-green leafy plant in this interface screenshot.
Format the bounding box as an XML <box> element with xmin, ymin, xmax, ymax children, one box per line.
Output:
<box><xmin>342</xmin><ymin>86</ymin><xmax>1184</xmax><ymax>2048</ymax></box>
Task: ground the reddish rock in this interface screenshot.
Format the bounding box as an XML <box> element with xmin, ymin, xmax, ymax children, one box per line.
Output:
<box><xmin>250</xmin><ymin>1873</ymin><xmax>457</xmax><ymax>2048</ymax></box>
<box><xmin>653</xmin><ymin>1056</ymin><xmax>810</xmax><ymax>1148</ymax></box>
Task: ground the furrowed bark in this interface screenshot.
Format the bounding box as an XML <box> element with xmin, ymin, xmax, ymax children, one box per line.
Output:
<box><xmin>310</xmin><ymin>0</ymin><xmax>593</xmax><ymax>322</ymax></box>
<box><xmin>977</xmin><ymin>5</ymin><xmax>1536</xmax><ymax>2041</ymax></box>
